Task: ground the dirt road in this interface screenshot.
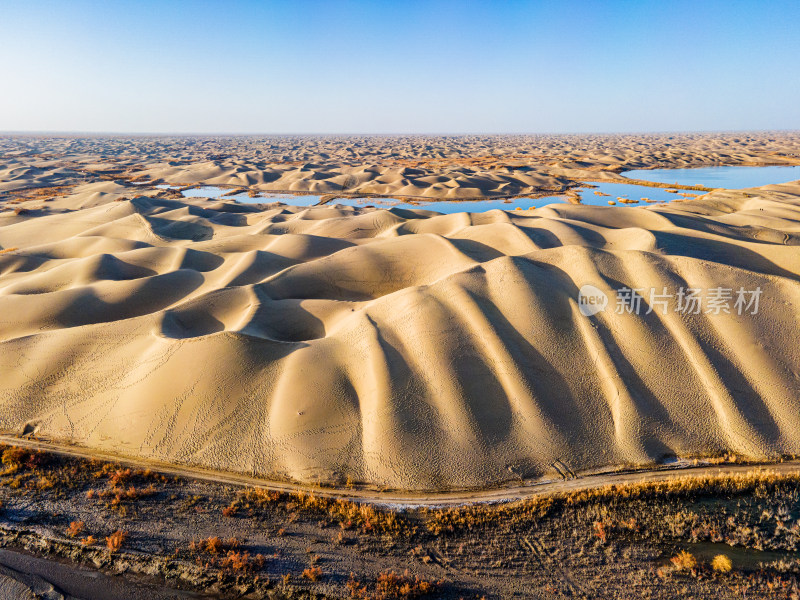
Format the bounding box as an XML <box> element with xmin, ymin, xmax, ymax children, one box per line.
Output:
<box><xmin>3</xmin><ymin>434</ymin><xmax>798</xmax><ymax>507</ymax></box>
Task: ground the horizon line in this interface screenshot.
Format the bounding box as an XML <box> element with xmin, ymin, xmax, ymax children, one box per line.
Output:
<box><xmin>1</xmin><ymin>128</ymin><xmax>799</xmax><ymax>138</ymax></box>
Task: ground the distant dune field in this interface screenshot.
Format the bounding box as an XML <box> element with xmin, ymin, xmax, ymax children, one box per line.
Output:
<box><xmin>1</xmin><ymin>134</ymin><xmax>799</xmax><ymax>491</ymax></box>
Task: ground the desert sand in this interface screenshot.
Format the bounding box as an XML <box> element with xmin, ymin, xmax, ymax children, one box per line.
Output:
<box><xmin>3</xmin><ymin>131</ymin><xmax>800</xmax><ymax>200</ymax></box>
<box><xmin>1</xmin><ymin>132</ymin><xmax>799</xmax><ymax>491</ymax></box>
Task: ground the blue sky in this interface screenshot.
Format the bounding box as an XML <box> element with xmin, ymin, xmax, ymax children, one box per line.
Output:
<box><xmin>1</xmin><ymin>0</ymin><xmax>798</xmax><ymax>133</ymax></box>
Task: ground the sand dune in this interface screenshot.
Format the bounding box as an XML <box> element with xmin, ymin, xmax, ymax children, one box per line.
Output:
<box><xmin>1</xmin><ymin>140</ymin><xmax>800</xmax><ymax>489</ymax></box>
<box><xmin>2</xmin><ymin>132</ymin><xmax>799</xmax><ymax>201</ymax></box>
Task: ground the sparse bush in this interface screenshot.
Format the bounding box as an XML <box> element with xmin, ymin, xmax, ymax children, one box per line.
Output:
<box><xmin>67</xmin><ymin>521</ymin><xmax>85</xmax><ymax>538</ymax></box>
<box><xmin>302</xmin><ymin>566</ymin><xmax>323</xmax><ymax>582</ymax></box>
<box><xmin>105</xmin><ymin>530</ymin><xmax>128</xmax><ymax>553</ymax></box>
<box><xmin>2</xmin><ymin>447</ymin><xmax>28</xmax><ymax>471</ymax></box>
<box><xmin>347</xmin><ymin>569</ymin><xmax>437</xmax><ymax>599</ymax></box>
<box><xmin>219</xmin><ymin>551</ymin><xmax>265</xmax><ymax>573</ymax></box>
<box><xmin>1</xmin><ymin>447</ymin><xmax>47</xmax><ymax>474</ymax></box>
<box><xmin>712</xmin><ymin>554</ymin><xmax>732</xmax><ymax>573</ymax></box>
<box><xmin>593</xmin><ymin>521</ymin><xmax>608</xmax><ymax>543</ymax></box>
<box><xmin>189</xmin><ymin>536</ymin><xmax>240</xmax><ymax>556</ymax></box>
<box><xmin>204</xmin><ymin>536</ymin><xmax>224</xmax><ymax>554</ymax></box>
<box><xmin>35</xmin><ymin>475</ymin><xmax>55</xmax><ymax>490</ymax></box>
<box><xmin>108</xmin><ymin>468</ymin><xmax>133</xmax><ymax>486</ymax></box>
<box><xmin>670</xmin><ymin>550</ymin><xmax>697</xmax><ymax>571</ymax></box>
<box><xmin>239</xmin><ymin>487</ymin><xmax>281</xmax><ymax>506</ymax></box>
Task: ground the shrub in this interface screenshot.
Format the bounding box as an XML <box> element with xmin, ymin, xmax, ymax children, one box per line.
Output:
<box><xmin>593</xmin><ymin>521</ymin><xmax>608</xmax><ymax>543</ymax></box>
<box><xmin>670</xmin><ymin>550</ymin><xmax>697</xmax><ymax>571</ymax></box>
<box><xmin>712</xmin><ymin>554</ymin><xmax>732</xmax><ymax>573</ymax></box>
<box><xmin>108</xmin><ymin>469</ymin><xmax>133</xmax><ymax>486</ymax></box>
<box><xmin>302</xmin><ymin>566</ymin><xmax>323</xmax><ymax>582</ymax></box>
<box><xmin>239</xmin><ymin>487</ymin><xmax>281</xmax><ymax>507</ymax></box>
<box><xmin>106</xmin><ymin>530</ymin><xmax>128</xmax><ymax>553</ymax></box>
<box><xmin>1</xmin><ymin>447</ymin><xmax>47</xmax><ymax>474</ymax></box>
<box><xmin>205</xmin><ymin>536</ymin><xmax>223</xmax><ymax>554</ymax></box>
<box><xmin>2</xmin><ymin>447</ymin><xmax>28</xmax><ymax>471</ymax></box>
<box><xmin>67</xmin><ymin>521</ymin><xmax>85</xmax><ymax>538</ymax></box>
<box><xmin>35</xmin><ymin>476</ymin><xmax>55</xmax><ymax>490</ymax></box>
<box><xmin>348</xmin><ymin>569</ymin><xmax>437</xmax><ymax>599</ymax></box>
<box><xmin>219</xmin><ymin>551</ymin><xmax>265</xmax><ymax>573</ymax></box>
<box><xmin>189</xmin><ymin>536</ymin><xmax>240</xmax><ymax>555</ymax></box>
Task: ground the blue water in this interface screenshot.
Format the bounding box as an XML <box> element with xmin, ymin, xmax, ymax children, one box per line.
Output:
<box><xmin>257</xmin><ymin>194</ymin><xmax>323</xmax><ymax>206</ymax></box>
<box><xmin>623</xmin><ymin>165</ymin><xmax>800</xmax><ymax>189</ymax></box>
<box><xmin>156</xmin><ymin>165</ymin><xmax>800</xmax><ymax>214</ymax></box>
<box><xmin>168</xmin><ymin>185</ymin><xmax>668</xmax><ymax>211</ymax></box>
<box><xmin>576</xmin><ymin>182</ymin><xmax>698</xmax><ymax>206</ymax></box>
<box><xmin>157</xmin><ymin>186</ymin><xmax>338</xmax><ymax>207</ymax></box>
<box><xmin>324</xmin><ymin>195</ymin><xmax>568</xmax><ymax>213</ymax></box>
<box><xmin>174</xmin><ymin>186</ymin><xmax>252</xmax><ymax>201</ymax></box>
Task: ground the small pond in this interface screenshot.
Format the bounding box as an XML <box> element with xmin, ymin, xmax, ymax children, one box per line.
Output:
<box><xmin>623</xmin><ymin>165</ymin><xmax>800</xmax><ymax>189</ymax></box>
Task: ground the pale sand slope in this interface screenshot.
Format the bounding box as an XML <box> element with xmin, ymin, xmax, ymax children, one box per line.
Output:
<box><xmin>1</xmin><ymin>181</ymin><xmax>800</xmax><ymax>490</ymax></box>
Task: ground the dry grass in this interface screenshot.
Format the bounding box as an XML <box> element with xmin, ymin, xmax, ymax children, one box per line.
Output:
<box><xmin>582</xmin><ymin>177</ymin><xmax>714</xmax><ymax>192</ymax></box>
<box><xmin>6</xmin><ymin>185</ymin><xmax>74</xmax><ymax>204</ymax></box>
<box><xmin>35</xmin><ymin>475</ymin><xmax>55</xmax><ymax>490</ymax></box>
<box><xmin>422</xmin><ymin>495</ymin><xmax>554</xmax><ymax>535</ymax></box>
<box><xmin>1</xmin><ymin>441</ymin><xmax>799</xmax><ymax>598</ymax></box>
<box><xmin>577</xmin><ymin>469</ymin><xmax>799</xmax><ymax>500</ymax></box>
<box><xmin>347</xmin><ymin>569</ymin><xmax>437</xmax><ymax>599</ymax></box>
<box><xmin>182</xmin><ymin>536</ymin><xmax>264</xmax><ymax>573</ymax></box>
<box><xmin>188</xmin><ymin>536</ymin><xmax>239</xmax><ymax>555</ymax></box>
<box><xmin>234</xmin><ymin>487</ymin><xmax>414</xmax><ymax>536</ymax></box>
<box><xmin>2</xmin><ymin>447</ymin><xmax>48</xmax><ymax>475</ymax></box>
<box><xmin>79</xmin><ymin>465</ymin><xmax>164</xmax><ymax>513</ymax></box>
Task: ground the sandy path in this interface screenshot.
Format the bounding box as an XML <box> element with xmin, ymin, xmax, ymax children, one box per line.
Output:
<box><xmin>2</xmin><ymin>435</ymin><xmax>798</xmax><ymax>509</ymax></box>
